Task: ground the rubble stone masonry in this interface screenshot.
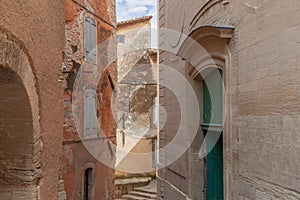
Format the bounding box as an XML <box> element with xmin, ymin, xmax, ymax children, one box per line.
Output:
<box><xmin>62</xmin><ymin>0</ymin><xmax>117</xmax><ymax>199</ymax></box>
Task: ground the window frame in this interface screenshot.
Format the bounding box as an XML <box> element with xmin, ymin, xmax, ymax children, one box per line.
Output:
<box><xmin>82</xmin><ymin>163</ymin><xmax>95</xmax><ymax>200</ymax></box>
<box><xmin>117</xmin><ymin>34</ymin><xmax>125</xmax><ymax>44</ymax></box>
<box><xmin>152</xmin><ymin>96</ymin><xmax>159</xmax><ymax>128</ymax></box>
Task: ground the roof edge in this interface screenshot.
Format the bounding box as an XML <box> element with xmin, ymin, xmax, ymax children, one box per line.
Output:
<box><xmin>117</xmin><ymin>16</ymin><xmax>153</xmax><ymax>27</ymax></box>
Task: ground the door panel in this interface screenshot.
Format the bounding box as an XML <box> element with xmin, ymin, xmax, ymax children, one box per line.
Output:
<box><xmin>206</xmin><ymin>134</ymin><xmax>223</xmax><ymax>200</ymax></box>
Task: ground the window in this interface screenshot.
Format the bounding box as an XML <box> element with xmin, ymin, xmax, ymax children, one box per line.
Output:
<box><xmin>84</xmin><ymin>168</ymin><xmax>93</xmax><ymax>200</ymax></box>
<box><xmin>153</xmin><ymin>96</ymin><xmax>158</xmax><ymax>128</ymax></box>
<box><xmin>85</xmin><ymin>17</ymin><xmax>97</xmax><ymax>64</ymax></box>
<box><xmin>108</xmin><ymin>74</ymin><xmax>115</xmax><ymax>90</ymax></box>
<box><xmin>117</xmin><ymin>35</ymin><xmax>125</xmax><ymax>44</ymax></box>
<box><xmin>152</xmin><ymin>139</ymin><xmax>157</xmax><ymax>168</ymax></box>
<box><xmin>84</xmin><ymin>89</ymin><xmax>97</xmax><ymax>139</ymax></box>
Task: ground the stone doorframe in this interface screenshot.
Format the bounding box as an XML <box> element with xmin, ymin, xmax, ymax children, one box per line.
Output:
<box><xmin>0</xmin><ymin>28</ymin><xmax>42</xmax><ymax>198</ymax></box>
<box><xmin>82</xmin><ymin>162</ymin><xmax>96</xmax><ymax>200</ymax></box>
<box><xmin>178</xmin><ymin>25</ymin><xmax>234</xmax><ymax>200</ymax></box>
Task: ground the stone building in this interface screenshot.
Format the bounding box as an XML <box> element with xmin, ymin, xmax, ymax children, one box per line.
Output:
<box><xmin>0</xmin><ymin>0</ymin><xmax>65</xmax><ymax>200</ymax></box>
<box><xmin>115</xmin><ymin>16</ymin><xmax>158</xmax><ymax>177</ymax></box>
<box><xmin>62</xmin><ymin>0</ymin><xmax>117</xmax><ymax>199</ymax></box>
<box><xmin>158</xmin><ymin>0</ymin><xmax>300</xmax><ymax>199</ymax></box>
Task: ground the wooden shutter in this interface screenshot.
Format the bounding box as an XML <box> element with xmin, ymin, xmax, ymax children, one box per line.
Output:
<box><xmin>90</xmin><ymin>20</ymin><xmax>96</xmax><ymax>63</ymax></box>
<box><xmin>152</xmin><ymin>139</ymin><xmax>157</xmax><ymax>168</ymax></box>
<box><xmin>153</xmin><ymin>97</ymin><xmax>158</xmax><ymax>127</ymax></box>
<box><xmin>84</xmin><ymin>89</ymin><xmax>97</xmax><ymax>139</ymax></box>
<box><xmin>85</xmin><ymin>17</ymin><xmax>91</xmax><ymax>57</ymax></box>
<box><xmin>85</xmin><ymin>17</ymin><xmax>97</xmax><ymax>64</ymax></box>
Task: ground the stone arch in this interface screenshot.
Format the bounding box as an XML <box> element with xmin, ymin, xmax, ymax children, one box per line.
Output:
<box><xmin>0</xmin><ymin>29</ymin><xmax>42</xmax><ymax>199</ymax></box>
<box><xmin>189</xmin><ymin>56</ymin><xmax>225</xmax><ymax>80</ymax></box>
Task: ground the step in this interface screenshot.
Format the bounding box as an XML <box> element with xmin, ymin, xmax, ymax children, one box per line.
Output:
<box><xmin>134</xmin><ymin>187</ymin><xmax>157</xmax><ymax>195</ymax></box>
<box><xmin>128</xmin><ymin>191</ymin><xmax>157</xmax><ymax>199</ymax></box>
<box><xmin>115</xmin><ymin>177</ymin><xmax>152</xmax><ymax>187</ymax></box>
<box><xmin>121</xmin><ymin>194</ymin><xmax>153</xmax><ymax>200</ymax></box>
<box><xmin>115</xmin><ymin>177</ymin><xmax>152</xmax><ymax>197</ymax></box>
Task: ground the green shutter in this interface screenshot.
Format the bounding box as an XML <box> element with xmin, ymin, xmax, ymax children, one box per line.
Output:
<box><xmin>203</xmin><ymin>69</ymin><xmax>223</xmax><ymax>125</ymax></box>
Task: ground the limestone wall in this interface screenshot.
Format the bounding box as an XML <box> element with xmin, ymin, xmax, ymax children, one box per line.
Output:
<box><xmin>158</xmin><ymin>0</ymin><xmax>300</xmax><ymax>199</ymax></box>
<box><xmin>116</xmin><ymin>18</ymin><xmax>157</xmax><ymax>176</ymax></box>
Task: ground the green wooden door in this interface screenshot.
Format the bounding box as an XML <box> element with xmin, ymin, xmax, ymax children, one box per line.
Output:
<box><xmin>206</xmin><ymin>131</ymin><xmax>223</xmax><ymax>200</ymax></box>
<box><xmin>202</xmin><ymin>69</ymin><xmax>224</xmax><ymax>200</ymax></box>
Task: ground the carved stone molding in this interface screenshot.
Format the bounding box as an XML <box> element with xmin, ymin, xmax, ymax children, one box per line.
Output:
<box><xmin>178</xmin><ymin>25</ymin><xmax>234</xmax><ymax>58</ymax></box>
<box><xmin>190</xmin><ymin>0</ymin><xmax>230</xmax><ymax>28</ymax></box>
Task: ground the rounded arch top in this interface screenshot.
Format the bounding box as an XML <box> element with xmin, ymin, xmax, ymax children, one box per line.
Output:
<box><xmin>189</xmin><ymin>56</ymin><xmax>225</xmax><ymax>81</ymax></box>
<box><xmin>177</xmin><ymin>25</ymin><xmax>233</xmax><ymax>80</ymax></box>
<box><xmin>178</xmin><ymin>25</ymin><xmax>234</xmax><ymax>58</ymax></box>
<box><xmin>85</xmin><ymin>15</ymin><xmax>96</xmax><ymax>24</ymax></box>
<box><xmin>83</xmin><ymin>162</ymin><xmax>96</xmax><ymax>171</ymax></box>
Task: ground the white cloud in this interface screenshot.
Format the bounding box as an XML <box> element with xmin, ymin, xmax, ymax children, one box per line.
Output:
<box><xmin>117</xmin><ymin>0</ymin><xmax>157</xmax><ymax>25</ymax></box>
<box><xmin>117</xmin><ymin>0</ymin><xmax>158</xmax><ymax>47</ymax></box>
<box><xmin>116</xmin><ymin>0</ymin><xmax>124</xmax><ymax>4</ymax></box>
<box><xmin>125</xmin><ymin>0</ymin><xmax>156</xmax><ymax>7</ymax></box>
<box><xmin>127</xmin><ymin>6</ymin><xmax>148</xmax><ymax>14</ymax></box>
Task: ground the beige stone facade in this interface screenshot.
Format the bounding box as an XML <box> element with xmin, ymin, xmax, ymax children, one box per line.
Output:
<box><xmin>158</xmin><ymin>0</ymin><xmax>300</xmax><ymax>199</ymax></box>
<box><xmin>116</xmin><ymin>17</ymin><xmax>158</xmax><ymax>177</ymax></box>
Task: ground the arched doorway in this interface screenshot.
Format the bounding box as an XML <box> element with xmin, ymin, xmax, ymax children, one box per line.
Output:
<box><xmin>201</xmin><ymin>67</ymin><xmax>223</xmax><ymax>200</ymax></box>
<box><xmin>188</xmin><ymin>63</ymin><xmax>225</xmax><ymax>199</ymax></box>
<box><xmin>0</xmin><ymin>66</ymin><xmax>38</xmax><ymax>198</ymax></box>
<box><xmin>178</xmin><ymin>25</ymin><xmax>233</xmax><ymax>199</ymax></box>
<box><xmin>0</xmin><ymin>31</ymin><xmax>41</xmax><ymax>199</ymax></box>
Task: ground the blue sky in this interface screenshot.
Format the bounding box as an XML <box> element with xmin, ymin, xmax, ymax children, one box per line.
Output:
<box><xmin>116</xmin><ymin>0</ymin><xmax>158</xmax><ymax>28</ymax></box>
<box><xmin>116</xmin><ymin>0</ymin><xmax>158</xmax><ymax>47</ymax></box>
